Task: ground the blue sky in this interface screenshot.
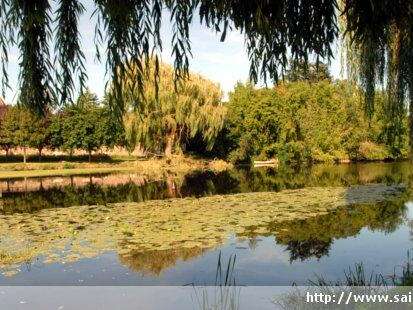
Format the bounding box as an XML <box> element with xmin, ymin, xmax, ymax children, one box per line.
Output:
<box><xmin>3</xmin><ymin>2</ymin><xmax>342</xmax><ymax>103</ymax></box>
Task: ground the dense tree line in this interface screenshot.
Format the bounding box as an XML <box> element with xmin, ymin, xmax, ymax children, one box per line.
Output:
<box><xmin>0</xmin><ymin>90</ymin><xmax>122</xmax><ymax>162</ymax></box>
<box><xmin>193</xmin><ymin>64</ymin><xmax>409</xmax><ymax>164</ymax></box>
<box><xmin>0</xmin><ymin>63</ymin><xmax>409</xmax><ymax>166</ymax></box>
<box><xmin>0</xmin><ymin>63</ymin><xmax>227</xmax><ymax>161</ymax></box>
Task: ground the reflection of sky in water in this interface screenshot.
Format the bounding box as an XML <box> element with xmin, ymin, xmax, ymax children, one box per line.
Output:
<box><xmin>1</xmin><ymin>162</ymin><xmax>412</xmax><ymax>285</ymax></box>
<box><xmin>2</xmin><ymin>203</ymin><xmax>413</xmax><ymax>285</ymax></box>
<box><xmin>405</xmin><ymin>201</ymin><xmax>413</xmax><ymax>218</ymax></box>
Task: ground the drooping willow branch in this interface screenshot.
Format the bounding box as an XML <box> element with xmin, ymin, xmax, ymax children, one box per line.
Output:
<box><xmin>0</xmin><ymin>0</ymin><xmax>412</xmax><ymax>150</ymax></box>
<box><xmin>6</xmin><ymin>0</ymin><xmax>55</xmax><ymax>115</ymax></box>
<box><xmin>0</xmin><ymin>0</ymin><xmax>12</xmax><ymax>98</ymax></box>
<box><xmin>0</xmin><ymin>0</ymin><xmax>339</xmax><ymax>114</ymax></box>
<box><xmin>55</xmin><ymin>0</ymin><xmax>87</xmax><ymax>104</ymax></box>
<box><xmin>342</xmin><ymin>0</ymin><xmax>413</xmax><ymax>150</ymax></box>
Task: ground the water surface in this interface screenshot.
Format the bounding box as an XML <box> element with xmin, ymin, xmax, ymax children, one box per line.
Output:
<box><xmin>0</xmin><ymin>162</ymin><xmax>412</xmax><ymax>285</ymax></box>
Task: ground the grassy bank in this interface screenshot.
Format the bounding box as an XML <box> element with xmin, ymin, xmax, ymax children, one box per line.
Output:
<box><xmin>0</xmin><ymin>155</ymin><xmax>232</xmax><ymax>179</ymax></box>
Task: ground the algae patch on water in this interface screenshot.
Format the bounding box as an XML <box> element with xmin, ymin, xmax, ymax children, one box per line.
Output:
<box><xmin>0</xmin><ymin>184</ymin><xmax>405</xmax><ymax>276</ymax></box>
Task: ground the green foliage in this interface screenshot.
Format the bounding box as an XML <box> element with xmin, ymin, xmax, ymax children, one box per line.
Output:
<box><xmin>0</xmin><ymin>106</ymin><xmax>51</xmax><ymax>159</ymax></box>
<box><xmin>339</xmin><ymin>1</ymin><xmax>413</xmax><ymax>153</ymax></box>
<box><xmin>0</xmin><ymin>0</ymin><xmax>338</xmax><ymax>114</ymax></box>
<box><xmin>2</xmin><ymin>0</ymin><xmax>411</xmax><ymax>154</ymax></box>
<box><xmin>0</xmin><ymin>105</ymin><xmax>12</xmax><ymax>154</ymax></box>
<box><xmin>357</xmin><ymin>142</ymin><xmax>390</xmax><ymax>162</ymax></box>
<box><xmin>0</xmin><ymin>0</ymin><xmax>411</xmax><ymax>161</ymax></box>
<box><xmin>0</xmin><ymin>91</ymin><xmax>122</xmax><ymax>160</ymax></box>
<box><xmin>284</xmin><ymin>60</ymin><xmax>332</xmax><ymax>83</ymax></box>
<box><xmin>56</xmin><ymin>91</ymin><xmax>123</xmax><ymax>158</ymax></box>
<box><xmin>221</xmin><ymin>79</ymin><xmax>408</xmax><ymax>164</ymax></box>
<box><xmin>48</xmin><ymin>113</ymin><xmax>65</xmax><ymax>150</ymax></box>
<box><xmin>27</xmin><ymin>115</ymin><xmax>51</xmax><ymax>156</ymax></box>
<box><xmin>120</xmin><ymin>62</ymin><xmax>226</xmax><ymax>156</ymax></box>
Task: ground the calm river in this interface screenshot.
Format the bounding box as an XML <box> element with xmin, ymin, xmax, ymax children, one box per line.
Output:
<box><xmin>0</xmin><ymin>162</ymin><xmax>412</xmax><ymax>285</ymax></box>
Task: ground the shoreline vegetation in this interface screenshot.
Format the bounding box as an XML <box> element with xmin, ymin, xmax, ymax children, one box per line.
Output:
<box><xmin>0</xmin><ymin>155</ymin><xmax>232</xmax><ymax>179</ymax></box>
<box><xmin>0</xmin><ymin>151</ymin><xmax>407</xmax><ymax>180</ymax></box>
<box><xmin>0</xmin><ymin>63</ymin><xmax>409</xmax><ymax>169</ymax></box>
<box><xmin>0</xmin><ymin>183</ymin><xmax>405</xmax><ymax>276</ymax></box>
<box><xmin>211</xmin><ymin>80</ymin><xmax>409</xmax><ymax>165</ymax></box>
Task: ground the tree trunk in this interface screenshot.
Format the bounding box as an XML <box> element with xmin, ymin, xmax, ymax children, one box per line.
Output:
<box><xmin>38</xmin><ymin>148</ymin><xmax>42</xmax><ymax>162</ymax></box>
<box><xmin>165</xmin><ymin>129</ymin><xmax>176</xmax><ymax>157</ymax></box>
<box><xmin>88</xmin><ymin>150</ymin><xmax>92</xmax><ymax>163</ymax></box>
<box><xmin>166</xmin><ymin>176</ymin><xmax>178</xmax><ymax>198</ymax></box>
<box><xmin>23</xmin><ymin>147</ymin><xmax>27</xmax><ymax>164</ymax></box>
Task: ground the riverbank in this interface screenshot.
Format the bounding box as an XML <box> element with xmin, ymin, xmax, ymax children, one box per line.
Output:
<box><xmin>0</xmin><ymin>155</ymin><xmax>232</xmax><ymax>179</ymax></box>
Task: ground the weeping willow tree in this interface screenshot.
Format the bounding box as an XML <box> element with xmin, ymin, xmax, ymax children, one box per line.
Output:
<box><xmin>0</xmin><ymin>0</ymin><xmax>412</xmax><ymax>150</ymax></box>
<box><xmin>340</xmin><ymin>0</ymin><xmax>413</xmax><ymax>154</ymax></box>
<box><xmin>121</xmin><ymin>62</ymin><xmax>226</xmax><ymax>156</ymax></box>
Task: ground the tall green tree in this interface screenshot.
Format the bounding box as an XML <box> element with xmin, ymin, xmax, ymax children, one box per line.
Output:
<box><xmin>59</xmin><ymin>91</ymin><xmax>122</xmax><ymax>161</ymax></box>
<box><xmin>223</xmin><ymin>79</ymin><xmax>407</xmax><ymax>164</ymax></box>
<box><xmin>28</xmin><ymin>115</ymin><xmax>51</xmax><ymax>159</ymax></box>
<box><xmin>0</xmin><ymin>106</ymin><xmax>51</xmax><ymax>162</ymax></box>
<box><xmin>0</xmin><ymin>0</ymin><xmax>337</xmax><ymax>112</ymax></box>
<box><xmin>120</xmin><ymin>62</ymin><xmax>226</xmax><ymax>156</ymax></box>
<box><xmin>339</xmin><ymin>0</ymin><xmax>413</xmax><ymax>154</ymax></box>
<box><xmin>48</xmin><ymin>113</ymin><xmax>65</xmax><ymax>151</ymax></box>
<box><xmin>284</xmin><ymin>60</ymin><xmax>331</xmax><ymax>83</ymax></box>
<box><xmin>0</xmin><ymin>104</ymin><xmax>11</xmax><ymax>155</ymax></box>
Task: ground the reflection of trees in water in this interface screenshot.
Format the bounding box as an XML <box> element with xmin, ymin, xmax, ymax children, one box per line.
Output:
<box><xmin>0</xmin><ymin>161</ymin><xmax>411</xmax><ymax>279</ymax></box>
<box><xmin>0</xmin><ymin>178</ymin><xmax>180</xmax><ymax>214</ymax></box>
<box><xmin>118</xmin><ymin>247</ymin><xmax>207</xmax><ymax>276</ymax></box>
<box><xmin>117</xmin><ymin>198</ymin><xmax>408</xmax><ymax>275</ymax></box>
<box><xmin>285</xmin><ymin>239</ymin><xmax>331</xmax><ymax>262</ymax></box>
<box><xmin>0</xmin><ymin>183</ymin><xmax>407</xmax><ymax>276</ymax></box>
<box><xmin>183</xmin><ymin>162</ymin><xmax>413</xmax><ymax>197</ymax></box>
<box><xmin>239</xmin><ymin>199</ymin><xmax>407</xmax><ymax>262</ymax></box>
<box><xmin>409</xmin><ymin>221</ymin><xmax>413</xmax><ymax>240</ymax></box>
<box><xmin>1</xmin><ymin>161</ymin><xmax>412</xmax><ymax>215</ymax></box>
<box><xmin>247</xmin><ymin>236</ymin><xmax>260</xmax><ymax>250</ymax></box>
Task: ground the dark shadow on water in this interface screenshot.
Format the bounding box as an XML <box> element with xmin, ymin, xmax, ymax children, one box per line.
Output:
<box><xmin>1</xmin><ymin>161</ymin><xmax>413</xmax><ymax>214</ymax></box>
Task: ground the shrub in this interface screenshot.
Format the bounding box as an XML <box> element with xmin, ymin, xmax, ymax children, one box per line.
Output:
<box><xmin>357</xmin><ymin>141</ymin><xmax>390</xmax><ymax>161</ymax></box>
<box><xmin>219</xmin><ymin>79</ymin><xmax>407</xmax><ymax>165</ymax></box>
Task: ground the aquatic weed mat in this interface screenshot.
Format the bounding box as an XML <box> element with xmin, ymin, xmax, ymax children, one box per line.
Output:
<box><xmin>0</xmin><ymin>184</ymin><xmax>405</xmax><ymax>276</ymax></box>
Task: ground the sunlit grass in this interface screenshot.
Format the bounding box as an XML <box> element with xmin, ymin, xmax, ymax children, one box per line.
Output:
<box><xmin>0</xmin><ymin>167</ymin><xmax>136</xmax><ymax>179</ymax></box>
<box><xmin>0</xmin><ymin>155</ymin><xmax>231</xmax><ymax>179</ymax></box>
